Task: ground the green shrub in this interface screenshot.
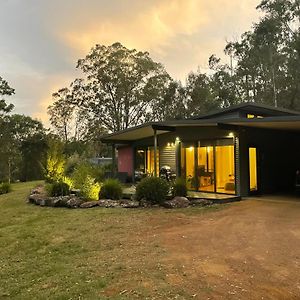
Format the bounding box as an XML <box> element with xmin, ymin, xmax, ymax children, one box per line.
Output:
<box><xmin>99</xmin><ymin>179</ymin><xmax>123</xmax><ymax>200</ymax></box>
<box><xmin>47</xmin><ymin>181</ymin><xmax>70</xmax><ymax>197</ymax></box>
<box><xmin>71</xmin><ymin>163</ymin><xmax>101</xmax><ymax>200</ymax></box>
<box><xmin>0</xmin><ymin>182</ymin><xmax>12</xmax><ymax>195</ymax></box>
<box><xmin>135</xmin><ymin>177</ymin><xmax>169</xmax><ymax>204</ymax></box>
<box><xmin>172</xmin><ymin>178</ymin><xmax>187</xmax><ymax>197</ymax></box>
<box><xmin>80</xmin><ymin>175</ymin><xmax>101</xmax><ymax>200</ymax></box>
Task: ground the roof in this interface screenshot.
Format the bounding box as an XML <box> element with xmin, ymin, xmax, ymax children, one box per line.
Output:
<box><xmin>100</xmin><ymin>103</ymin><xmax>300</xmax><ymax>143</ymax></box>
<box><xmin>192</xmin><ymin>102</ymin><xmax>300</xmax><ymax>120</ymax></box>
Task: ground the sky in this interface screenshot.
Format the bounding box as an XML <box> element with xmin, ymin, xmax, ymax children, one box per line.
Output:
<box><xmin>0</xmin><ymin>0</ymin><xmax>261</xmax><ymax>125</ymax></box>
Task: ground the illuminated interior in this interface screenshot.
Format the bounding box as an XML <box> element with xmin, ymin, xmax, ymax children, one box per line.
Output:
<box><xmin>136</xmin><ymin>149</ymin><xmax>146</xmax><ymax>171</ymax></box>
<box><xmin>181</xmin><ymin>146</ymin><xmax>195</xmax><ymax>189</ymax></box>
<box><xmin>247</xmin><ymin>114</ymin><xmax>264</xmax><ymax>119</ymax></box>
<box><xmin>181</xmin><ymin>141</ymin><xmax>236</xmax><ymax>194</ymax></box>
<box><xmin>146</xmin><ymin>147</ymin><xmax>159</xmax><ymax>176</ymax></box>
<box><xmin>215</xmin><ymin>145</ymin><xmax>235</xmax><ymax>194</ymax></box>
<box><xmin>197</xmin><ymin>146</ymin><xmax>214</xmax><ymax>192</ymax></box>
<box><xmin>249</xmin><ymin>147</ymin><xmax>258</xmax><ymax>191</ymax></box>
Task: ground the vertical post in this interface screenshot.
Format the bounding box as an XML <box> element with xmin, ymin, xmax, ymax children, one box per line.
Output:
<box><xmin>154</xmin><ymin>129</ymin><xmax>158</xmax><ymax>177</ymax></box>
<box><xmin>175</xmin><ymin>138</ymin><xmax>181</xmax><ymax>178</ymax></box>
<box><xmin>194</xmin><ymin>143</ymin><xmax>199</xmax><ymax>190</ymax></box>
<box><xmin>111</xmin><ymin>143</ymin><xmax>116</xmax><ymax>177</ymax></box>
<box><xmin>132</xmin><ymin>146</ymin><xmax>135</xmax><ymax>183</ymax></box>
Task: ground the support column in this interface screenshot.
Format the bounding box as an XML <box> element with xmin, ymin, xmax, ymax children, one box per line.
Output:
<box><xmin>154</xmin><ymin>129</ymin><xmax>158</xmax><ymax>177</ymax></box>
<box><xmin>111</xmin><ymin>143</ymin><xmax>116</xmax><ymax>177</ymax></box>
<box><xmin>175</xmin><ymin>138</ymin><xmax>181</xmax><ymax>178</ymax></box>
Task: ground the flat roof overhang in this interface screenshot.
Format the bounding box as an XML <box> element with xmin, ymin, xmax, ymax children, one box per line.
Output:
<box><xmin>100</xmin><ymin>123</ymin><xmax>176</xmax><ymax>144</ymax></box>
<box><xmin>220</xmin><ymin>116</ymin><xmax>300</xmax><ymax>131</ymax></box>
<box><xmin>100</xmin><ymin>116</ymin><xmax>300</xmax><ymax>144</ymax></box>
<box><xmin>100</xmin><ymin>120</ymin><xmax>218</xmax><ymax>143</ymax></box>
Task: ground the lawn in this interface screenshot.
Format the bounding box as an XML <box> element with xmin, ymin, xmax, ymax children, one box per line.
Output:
<box><xmin>0</xmin><ymin>181</ymin><xmax>222</xmax><ymax>300</ymax></box>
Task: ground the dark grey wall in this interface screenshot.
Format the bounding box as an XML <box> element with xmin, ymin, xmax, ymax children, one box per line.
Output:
<box><xmin>239</xmin><ymin>127</ymin><xmax>300</xmax><ymax>196</ymax></box>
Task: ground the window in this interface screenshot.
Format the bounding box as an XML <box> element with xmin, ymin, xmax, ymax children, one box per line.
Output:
<box><xmin>247</xmin><ymin>114</ymin><xmax>264</xmax><ymax>119</ymax></box>
<box><xmin>180</xmin><ymin>140</ymin><xmax>236</xmax><ymax>195</ymax></box>
<box><xmin>215</xmin><ymin>145</ymin><xmax>235</xmax><ymax>194</ymax></box>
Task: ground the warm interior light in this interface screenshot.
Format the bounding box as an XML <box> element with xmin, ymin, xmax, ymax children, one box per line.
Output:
<box><xmin>189</xmin><ymin>146</ymin><xmax>194</xmax><ymax>151</ymax></box>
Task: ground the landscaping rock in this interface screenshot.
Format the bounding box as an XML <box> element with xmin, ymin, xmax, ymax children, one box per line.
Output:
<box><xmin>189</xmin><ymin>199</ymin><xmax>213</xmax><ymax>207</ymax></box>
<box><xmin>66</xmin><ymin>197</ymin><xmax>84</xmax><ymax>208</ymax></box>
<box><xmin>120</xmin><ymin>200</ymin><xmax>140</xmax><ymax>208</ymax></box>
<box><xmin>139</xmin><ymin>198</ymin><xmax>152</xmax><ymax>208</ymax></box>
<box><xmin>39</xmin><ymin>198</ymin><xmax>54</xmax><ymax>207</ymax></box>
<box><xmin>163</xmin><ymin>196</ymin><xmax>190</xmax><ymax>209</ymax></box>
<box><xmin>28</xmin><ymin>194</ymin><xmax>40</xmax><ymax>204</ymax></box>
<box><xmin>80</xmin><ymin>201</ymin><xmax>99</xmax><ymax>208</ymax></box>
<box><xmin>97</xmin><ymin>199</ymin><xmax>120</xmax><ymax>208</ymax></box>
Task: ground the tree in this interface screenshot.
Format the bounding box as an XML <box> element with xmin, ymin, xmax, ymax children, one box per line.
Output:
<box><xmin>76</xmin><ymin>42</ymin><xmax>172</xmax><ymax>132</ymax></box>
<box><xmin>225</xmin><ymin>0</ymin><xmax>300</xmax><ymax>109</ymax></box>
<box><xmin>48</xmin><ymin>88</ymin><xmax>74</xmax><ymax>142</ymax></box>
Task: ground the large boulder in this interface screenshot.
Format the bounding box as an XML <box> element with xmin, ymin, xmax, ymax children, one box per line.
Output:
<box><xmin>80</xmin><ymin>201</ymin><xmax>99</xmax><ymax>208</ymax></box>
<box><xmin>189</xmin><ymin>199</ymin><xmax>213</xmax><ymax>207</ymax></box>
<box><xmin>163</xmin><ymin>196</ymin><xmax>190</xmax><ymax>209</ymax></box>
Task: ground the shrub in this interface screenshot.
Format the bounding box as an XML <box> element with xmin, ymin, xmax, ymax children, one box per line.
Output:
<box><xmin>99</xmin><ymin>178</ymin><xmax>123</xmax><ymax>200</ymax></box>
<box><xmin>71</xmin><ymin>163</ymin><xmax>101</xmax><ymax>200</ymax></box>
<box><xmin>172</xmin><ymin>178</ymin><xmax>187</xmax><ymax>197</ymax></box>
<box><xmin>80</xmin><ymin>175</ymin><xmax>101</xmax><ymax>200</ymax></box>
<box><xmin>135</xmin><ymin>177</ymin><xmax>169</xmax><ymax>204</ymax></box>
<box><xmin>0</xmin><ymin>182</ymin><xmax>12</xmax><ymax>195</ymax></box>
<box><xmin>47</xmin><ymin>181</ymin><xmax>70</xmax><ymax>197</ymax></box>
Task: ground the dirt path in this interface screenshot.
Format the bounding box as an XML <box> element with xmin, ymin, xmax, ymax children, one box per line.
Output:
<box><xmin>155</xmin><ymin>199</ymin><xmax>300</xmax><ymax>299</ymax></box>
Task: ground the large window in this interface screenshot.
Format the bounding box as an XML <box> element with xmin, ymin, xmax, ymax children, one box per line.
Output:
<box><xmin>197</xmin><ymin>146</ymin><xmax>214</xmax><ymax>192</ymax></box>
<box><xmin>181</xmin><ymin>140</ymin><xmax>236</xmax><ymax>194</ymax></box>
<box><xmin>135</xmin><ymin>147</ymin><xmax>159</xmax><ymax>176</ymax></box>
<box><xmin>146</xmin><ymin>147</ymin><xmax>159</xmax><ymax>176</ymax></box>
<box><xmin>215</xmin><ymin>145</ymin><xmax>235</xmax><ymax>194</ymax></box>
<box><xmin>249</xmin><ymin>147</ymin><xmax>258</xmax><ymax>192</ymax></box>
<box><xmin>181</xmin><ymin>146</ymin><xmax>195</xmax><ymax>189</ymax></box>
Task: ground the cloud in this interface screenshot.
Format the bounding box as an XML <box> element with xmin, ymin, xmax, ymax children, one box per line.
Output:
<box><xmin>0</xmin><ymin>0</ymin><xmax>261</xmax><ymax>125</ymax></box>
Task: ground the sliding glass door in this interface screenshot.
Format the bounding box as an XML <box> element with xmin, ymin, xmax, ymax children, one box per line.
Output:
<box><xmin>181</xmin><ymin>140</ymin><xmax>236</xmax><ymax>195</ymax></box>
<box><xmin>197</xmin><ymin>146</ymin><xmax>215</xmax><ymax>192</ymax></box>
<box><xmin>215</xmin><ymin>145</ymin><xmax>235</xmax><ymax>194</ymax></box>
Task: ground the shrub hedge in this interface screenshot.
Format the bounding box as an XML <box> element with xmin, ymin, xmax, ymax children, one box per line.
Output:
<box><xmin>172</xmin><ymin>178</ymin><xmax>187</xmax><ymax>197</ymax></box>
<box><xmin>99</xmin><ymin>178</ymin><xmax>123</xmax><ymax>200</ymax></box>
<box><xmin>135</xmin><ymin>177</ymin><xmax>169</xmax><ymax>204</ymax></box>
<box><xmin>0</xmin><ymin>182</ymin><xmax>12</xmax><ymax>195</ymax></box>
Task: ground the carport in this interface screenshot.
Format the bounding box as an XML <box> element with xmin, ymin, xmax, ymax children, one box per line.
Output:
<box><xmin>221</xmin><ymin>117</ymin><xmax>300</xmax><ymax>196</ymax></box>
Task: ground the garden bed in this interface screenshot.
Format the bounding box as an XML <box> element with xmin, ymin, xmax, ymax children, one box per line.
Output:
<box><xmin>27</xmin><ymin>184</ymin><xmax>214</xmax><ymax>209</ymax></box>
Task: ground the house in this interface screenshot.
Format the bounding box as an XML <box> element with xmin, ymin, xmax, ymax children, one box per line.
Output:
<box><xmin>100</xmin><ymin>103</ymin><xmax>300</xmax><ymax>197</ymax></box>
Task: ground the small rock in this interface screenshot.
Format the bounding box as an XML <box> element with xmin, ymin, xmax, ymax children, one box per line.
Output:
<box><xmin>97</xmin><ymin>199</ymin><xmax>120</xmax><ymax>208</ymax></box>
<box><xmin>139</xmin><ymin>198</ymin><xmax>152</xmax><ymax>208</ymax></box>
<box><xmin>189</xmin><ymin>199</ymin><xmax>213</xmax><ymax>207</ymax></box>
<box><xmin>80</xmin><ymin>201</ymin><xmax>99</xmax><ymax>208</ymax></box>
<box><xmin>120</xmin><ymin>200</ymin><xmax>139</xmax><ymax>208</ymax></box>
<box><xmin>162</xmin><ymin>196</ymin><xmax>190</xmax><ymax>209</ymax></box>
<box><xmin>66</xmin><ymin>197</ymin><xmax>84</xmax><ymax>208</ymax></box>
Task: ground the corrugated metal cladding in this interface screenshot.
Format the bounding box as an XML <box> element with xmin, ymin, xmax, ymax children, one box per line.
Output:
<box><xmin>159</xmin><ymin>145</ymin><xmax>176</xmax><ymax>172</ymax></box>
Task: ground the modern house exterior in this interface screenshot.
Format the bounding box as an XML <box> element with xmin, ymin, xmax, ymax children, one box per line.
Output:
<box><xmin>100</xmin><ymin>103</ymin><xmax>300</xmax><ymax>197</ymax></box>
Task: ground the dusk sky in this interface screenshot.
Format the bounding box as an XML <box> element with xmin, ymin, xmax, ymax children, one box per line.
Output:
<box><xmin>0</xmin><ymin>0</ymin><xmax>261</xmax><ymax>125</ymax></box>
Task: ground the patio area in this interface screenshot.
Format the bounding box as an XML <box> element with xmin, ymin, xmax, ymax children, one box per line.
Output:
<box><xmin>123</xmin><ymin>185</ymin><xmax>241</xmax><ymax>203</ymax></box>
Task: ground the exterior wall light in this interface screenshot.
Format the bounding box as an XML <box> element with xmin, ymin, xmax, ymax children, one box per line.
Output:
<box><xmin>228</xmin><ymin>132</ymin><xmax>234</xmax><ymax>138</ymax></box>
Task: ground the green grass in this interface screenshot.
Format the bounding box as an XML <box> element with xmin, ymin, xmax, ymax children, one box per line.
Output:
<box><xmin>0</xmin><ymin>181</ymin><xmax>225</xmax><ymax>299</ymax></box>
